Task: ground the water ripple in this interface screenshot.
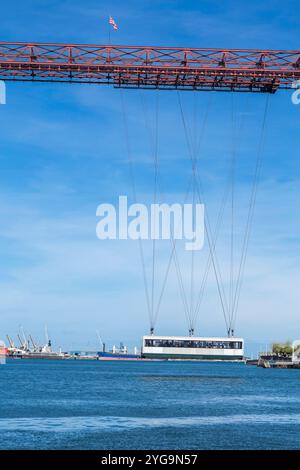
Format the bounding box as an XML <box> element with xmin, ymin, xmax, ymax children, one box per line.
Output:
<box><xmin>0</xmin><ymin>414</ymin><xmax>300</xmax><ymax>432</ymax></box>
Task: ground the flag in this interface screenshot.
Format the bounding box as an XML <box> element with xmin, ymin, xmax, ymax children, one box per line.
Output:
<box><xmin>109</xmin><ymin>16</ymin><xmax>118</xmax><ymax>30</ymax></box>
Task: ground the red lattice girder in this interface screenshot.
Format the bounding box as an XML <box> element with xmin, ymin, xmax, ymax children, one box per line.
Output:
<box><xmin>0</xmin><ymin>42</ymin><xmax>299</xmax><ymax>92</ymax></box>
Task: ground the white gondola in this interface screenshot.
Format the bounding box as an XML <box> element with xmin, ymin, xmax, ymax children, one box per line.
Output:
<box><xmin>141</xmin><ymin>335</ymin><xmax>244</xmax><ymax>361</ymax></box>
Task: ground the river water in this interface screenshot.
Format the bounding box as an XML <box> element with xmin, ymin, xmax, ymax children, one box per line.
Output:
<box><xmin>0</xmin><ymin>360</ymin><xmax>299</xmax><ymax>449</ymax></box>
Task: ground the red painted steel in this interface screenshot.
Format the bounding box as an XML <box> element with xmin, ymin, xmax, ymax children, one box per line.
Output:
<box><xmin>0</xmin><ymin>41</ymin><xmax>299</xmax><ymax>92</ymax></box>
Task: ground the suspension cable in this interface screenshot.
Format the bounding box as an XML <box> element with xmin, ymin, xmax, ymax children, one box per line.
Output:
<box><xmin>177</xmin><ymin>91</ymin><xmax>230</xmax><ymax>333</ymax></box>
<box><xmin>153</xmin><ymin>93</ymin><xmax>213</xmax><ymax>333</ymax></box>
<box><xmin>191</xmin><ymin>93</ymin><xmax>250</xmax><ymax>334</ymax></box>
<box><xmin>150</xmin><ymin>92</ymin><xmax>160</xmax><ymax>330</ymax></box>
<box><xmin>120</xmin><ymin>89</ymin><xmax>152</xmax><ymax>327</ymax></box>
<box><xmin>231</xmin><ymin>95</ymin><xmax>270</xmax><ymax>333</ymax></box>
<box><xmin>139</xmin><ymin>91</ymin><xmax>192</xmax><ymax>332</ymax></box>
<box><xmin>141</xmin><ymin>92</ymin><xmax>212</xmax><ymax>333</ymax></box>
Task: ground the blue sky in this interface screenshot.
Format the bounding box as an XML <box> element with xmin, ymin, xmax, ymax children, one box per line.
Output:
<box><xmin>0</xmin><ymin>0</ymin><xmax>300</xmax><ymax>355</ymax></box>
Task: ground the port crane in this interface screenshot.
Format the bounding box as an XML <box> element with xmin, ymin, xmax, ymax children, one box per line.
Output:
<box><xmin>29</xmin><ymin>334</ymin><xmax>38</xmax><ymax>351</ymax></box>
<box><xmin>17</xmin><ymin>333</ymin><xmax>27</xmax><ymax>351</ymax></box>
<box><xmin>0</xmin><ymin>41</ymin><xmax>296</xmax><ymax>338</ymax></box>
<box><xmin>6</xmin><ymin>335</ymin><xmax>15</xmax><ymax>349</ymax></box>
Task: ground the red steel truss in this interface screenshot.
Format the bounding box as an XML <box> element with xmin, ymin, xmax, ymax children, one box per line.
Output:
<box><xmin>0</xmin><ymin>41</ymin><xmax>300</xmax><ymax>92</ymax></box>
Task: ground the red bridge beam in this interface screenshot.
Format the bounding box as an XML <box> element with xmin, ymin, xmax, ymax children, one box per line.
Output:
<box><xmin>0</xmin><ymin>41</ymin><xmax>300</xmax><ymax>92</ymax></box>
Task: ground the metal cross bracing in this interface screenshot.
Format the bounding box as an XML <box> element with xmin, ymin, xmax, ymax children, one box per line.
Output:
<box><xmin>0</xmin><ymin>41</ymin><xmax>300</xmax><ymax>92</ymax></box>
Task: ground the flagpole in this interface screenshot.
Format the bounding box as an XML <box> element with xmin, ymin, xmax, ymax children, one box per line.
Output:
<box><xmin>108</xmin><ymin>15</ymin><xmax>111</xmax><ymax>45</ymax></box>
<box><xmin>108</xmin><ymin>15</ymin><xmax>117</xmax><ymax>44</ymax></box>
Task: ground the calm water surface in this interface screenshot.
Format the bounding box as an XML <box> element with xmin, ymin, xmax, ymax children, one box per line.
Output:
<box><xmin>0</xmin><ymin>360</ymin><xmax>299</xmax><ymax>449</ymax></box>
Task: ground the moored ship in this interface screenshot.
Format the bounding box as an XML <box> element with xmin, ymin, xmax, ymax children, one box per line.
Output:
<box><xmin>97</xmin><ymin>342</ymin><xmax>141</xmax><ymax>360</ymax></box>
<box><xmin>6</xmin><ymin>328</ymin><xmax>65</xmax><ymax>359</ymax></box>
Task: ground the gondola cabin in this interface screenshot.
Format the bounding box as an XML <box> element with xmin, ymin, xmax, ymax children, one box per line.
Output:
<box><xmin>141</xmin><ymin>335</ymin><xmax>244</xmax><ymax>361</ymax></box>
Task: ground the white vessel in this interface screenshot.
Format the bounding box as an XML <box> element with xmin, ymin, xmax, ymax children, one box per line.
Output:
<box><xmin>141</xmin><ymin>335</ymin><xmax>244</xmax><ymax>361</ymax></box>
